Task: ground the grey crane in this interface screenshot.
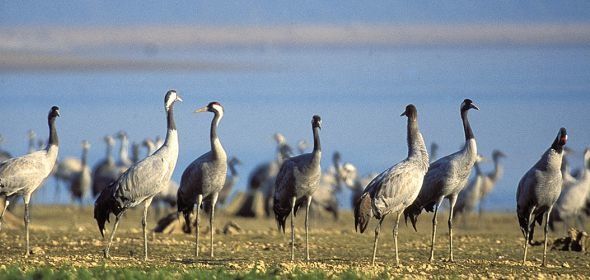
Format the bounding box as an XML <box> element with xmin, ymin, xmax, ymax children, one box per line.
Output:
<box><xmin>430</xmin><ymin>142</ymin><xmax>439</xmax><ymax>163</ymax></box>
<box><xmin>549</xmin><ymin>148</ymin><xmax>590</xmax><ymax>231</ymax></box>
<box><xmin>297</xmin><ymin>140</ymin><xmax>309</xmax><ymax>154</ymax></box>
<box><xmin>218</xmin><ymin>157</ymin><xmax>242</xmax><ymax>206</ymax></box>
<box><xmin>478</xmin><ymin>150</ymin><xmax>506</xmax><ymax>215</ymax></box>
<box><xmin>177</xmin><ymin>101</ymin><xmax>227</xmax><ymax>258</ymax></box>
<box><xmin>404</xmin><ymin>99</ymin><xmax>479</xmax><ymax>263</ymax></box>
<box><xmin>0</xmin><ymin>106</ymin><xmax>60</xmax><ymax>256</ymax></box>
<box><xmin>91</xmin><ymin>135</ymin><xmax>117</xmax><ymax>197</ymax></box>
<box><xmin>311</xmin><ymin>152</ymin><xmax>345</xmax><ymax>220</ymax></box>
<box><xmin>273</xmin><ymin>115</ymin><xmax>322</xmax><ymax>262</ymax></box>
<box><xmin>516</xmin><ymin>127</ymin><xmax>567</xmax><ymax>267</ymax></box>
<box><xmin>69</xmin><ymin>140</ymin><xmax>92</xmax><ymax>206</ymax></box>
<box><xmin>0</xmin><ymin>135</ymin><xmax>12</xmax><ymax>162</ymax></box>
<box><xmin>114</xmin><ymin>131</ymin><xmax>133</xmax><ymax>175</ymax></box>
<box><xmin>94</xmin><ymin>90</ymin><xmax>181</xmax><ymax>260</ymax></box>
<box><xmin>355</xmin><ymin>104</ymin><xmax>430</xmax><ymax>266</ymax></box>
<box><xmin>27</xmin><ymin>130</ymin><xmax>37</xmax><ymax>153</ymax></box>
<box><xmin>560</xmin><ymin>147</ymin><xmax>577</xmax><ymax>186</ymax></box>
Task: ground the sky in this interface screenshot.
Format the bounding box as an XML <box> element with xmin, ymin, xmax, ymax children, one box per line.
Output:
<box><xmin>1</xmin><ymin>1</ymin><xmax>590</xmax><ymax>26</ymax></box>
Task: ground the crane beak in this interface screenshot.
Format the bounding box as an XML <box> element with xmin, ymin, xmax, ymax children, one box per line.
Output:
<box><xmin>400</xmin><ymin>111</ymin><xmax>407</xmax><ymax>117</ymax></box>
<box><xmin>194</xmin><ymin>106</ymin><xmax>208</xmax><ymax>113</ymax></box>
<box><xmin>176</xmin><ymin>96</ymin><xmax>183</xmax><ymax>102</ymax></box>
<box><xmin>470</xmin><ymin>103</ymin><xmax>480</xmax><ymax>110</ymax></box>
<box><xmin>56</xmin><ymin>110</ymin><xmax>61</xmax><ymax>117</ymax></box>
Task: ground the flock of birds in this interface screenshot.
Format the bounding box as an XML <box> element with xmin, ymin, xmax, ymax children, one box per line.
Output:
<box><xmin>0</xmin><ymin>90</ymin><xmax>588</xmax><ymax>268</ymax></box>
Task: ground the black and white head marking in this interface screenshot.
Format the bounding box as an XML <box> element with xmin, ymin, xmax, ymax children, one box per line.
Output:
<box><xmin>312</xmin><ymin>115</ymin><xmax>322</xmax><ymax>129</ymax></box>
<box><xmin>165</xmin><ymin>90</ymin><xmax>182</xmax><ymax>110</ymax></box>
<box><xmin>460</xmin><ymin>99</ymin><xmax>479</xmax><ymax>112</ymax></box>
<box><xmin>48</xmin><ymin>106</ymin><xmax>60</xmax><ymax>119</ymax></box>
<box><xmin>401</xmin><ymin>104</ymin><xmax>418</xmax><ymax>120</ymax></box>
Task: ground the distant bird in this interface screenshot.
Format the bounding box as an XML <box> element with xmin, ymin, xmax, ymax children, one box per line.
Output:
<box><xmin>27</xmin><ymin>130</ymin><xmax>37</xmax><ymax>153</ymax></box>
<box><xmin>355</xmin><ymin>104</ymin><xmax>429</xmax><ymax>265</ymax></box>
<box><xmin>404</xmin><ymin>99</ymin><xmax>479</xmax><ymax>263</ymax></box>
<box><xmin>114</xmin><ymin>131</ymin><xmax>133</xmax><ymax>175</ymax></box>
<box><xmin>0</xmin><ymin>135</ymin><xmax>12</xmax><ymax>162</ymax></box>
<box><xmin>516</xmin><ymin>127</ymin><xmax>567</xmax><ymax>267</ymax></box>
<box><xmin>94</xmin><ymin>90</ymin><xmax>181</xmax><ymax>260</ymax></box>
<box><xmin>247</xmin><ymin>133</ymin><xmax>292</xmax><ymax>216</ymax></box>
<box><xmin>561</xmin><ymin>147</ymin><xmax>577</xmax><ymax>186</ymax></box>
<box><xmin>177</xmin><ymin>101</ymin><xmax>227</xmax><ymax>258</ymax></box>
<box><xmin>430</xmin><ymin>142</ymin><xmax>439</xmax><ymax>163</ymax></box>
<box><xmin>91</xmin><ymin>135</ymin><xmax>117</xmax><ymax>197</ymax></box>
<box><xmin>549</xmin><ymin>148</ymin><xmax>589</xmax><ymax>231</ymax></box>
<box><xmin>153</xmin><ymin>180</ymin><xmax>179</xmax><ymax>219</ymax></box>
<box><xmin>478</xmin><ymin>150</ymin><xmax>506</xmax><ymax>215</ymax></box>
<box><xmin>218</xmin><ymin>157</ymin><xmax>242</xmax><ymax>206</ymax></box>
<box><xmin>131</xmin><ymin>141</ymin><xmax>141</xmax><ymax>163</ymax></box>
<box><xmin>0</xmin><ymin>106</ymin><xmax>60</xmax><ymax>256</ymax></box>
<box><xmin>452</xmin><ymin>154</ymin><xmax>486</xmax><ymax>219</ymax></box>
<box><xmin>297</xmin><ymin>140</ymin><xmax>309</xmax><ymax>154</ymax></box>
<box><xmin>273</xmin><ymin>115</ymin><xmax>322</xmax><ymax>261</ymax></box>
<box><xmin>143</xmin><ymin>138</ymin><xmax>156</xmax><ymax>156</ymax></box>
<box><xmin>312</xmin><ymin>152</ymin><xmax>345</xmax><ymax>220</ymax></box>
<box><xmin>69</xmin><ymin>140</ymin><xmax>92</xmax><ymax>206</ymax></box>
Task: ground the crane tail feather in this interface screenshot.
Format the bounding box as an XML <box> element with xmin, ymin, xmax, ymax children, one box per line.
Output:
<box><xmin>403</xmin><ymin>203</ymin><xmax>420</xmax><ymax>232</ymax></box>
<box><xmin>354</xmin><ymin>193</ymin><xmax>372</xmax><ymax>233</ymax></box>
<box><xmin>93</xmin><ymin>182</ymin><xmax>121</xmax><ymax>238</ymax></box>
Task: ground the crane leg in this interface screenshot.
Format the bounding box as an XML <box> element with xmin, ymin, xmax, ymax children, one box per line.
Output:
<box><xmin>523</xmin><ymin>206</ymin><xmax>536</xmax><ymax>265</ymax></box>
<box><xmin>104</xmin><ymin>215</ymin><xmax>121</xmax><ymax>259</ymax></box>
<box><xmin>142</xmin><ymin>197</ymin><xmax>153</xmax><ymax>261</ymax></box>
<box><xmin>24</xmin><ymin>202</ymin><xmax>30</xmax><ymax>257</ymax></box>
<box><xmin>371</xmin><ymin>217</ymin><xmax>384</xmax><ymax>265</ymax></box>
<box><xmin>210</xmin><ymin>192</ymin><xmax>218</xmax><ymax>258</ymax></box>
<box><xmin>305</xmin><ymin>195</ymin><xmax>312</xmax><ymax>261</ymax></box>
<box><xmin>448</xmin><ymin>195</ymin><xmax>457</xmax><ymax>262</ymax></box>
<box><xmin>429</xmin><ymin>201</ymin><xmax>442</xmax><ymax>263</ymax></box>
<box><xmin>0</xmin><ymin>197</ymin><xmax>9</xmax><ymax>232</ymax></box>
<box><xmin>195</xmin><ymin>195</ymin><xmax>203</xmax><ymax>258</ymax></box>
<box><xmin>394</xmin><ymin>211</ymin><xmax>402</xmax><ymax>266</ymax></box>
<box><xmin>290</xmin><ymin>196</ymin><xmax>296</xmax><ymax>262</ymax></box>
<box><xmin>542</xmin><ymin>207</ymin><xmax>552</xmax><ymax>267</ymax></box>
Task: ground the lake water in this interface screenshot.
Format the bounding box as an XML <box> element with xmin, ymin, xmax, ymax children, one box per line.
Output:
<box><xmin>1</xmin><ymin>47</ymin><xmax>589</xmax><ymax>211</ymax></box>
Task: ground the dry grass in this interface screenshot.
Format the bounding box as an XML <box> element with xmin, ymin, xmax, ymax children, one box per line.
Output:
<box><xmin>0</xmin><ymin>205</ymin><xmax>589</xmax><ymax>279</ymax></box>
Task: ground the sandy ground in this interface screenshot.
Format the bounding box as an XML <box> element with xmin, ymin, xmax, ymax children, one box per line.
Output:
<box><xmin>0</xmin><ymin>205</ymin><xmax>589</xmax><ymax>279</ymax></box>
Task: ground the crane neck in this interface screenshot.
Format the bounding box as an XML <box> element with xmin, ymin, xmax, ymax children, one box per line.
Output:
<box><xmin>47</xmin><ymin>116</ymin><xmax>58</xmax><ymax>149</ymax></box>
<box><xmin>312</xmin><ymin>126</ymin><xmax>321</xmax><ymax>153</ymax></box>
<box><xmin>167</xmin><ymin>105</ymin><xmax>176</xmax><ymax>131</ymax></box>
<box><xmin>119</xmin><ymin>136</ymin><xmax>129</xmax><ymax>163</ymax></box>
<box><xmin>461</xmin><ymin>109</ymin><xmax>475</xmax><ymax>141</ymax></box>
<box><xmin>489</xmin><ymin>157</ymin><xmax>503</xmax><ymax>181</ymax></box>
<box><xmin>407</xmin><ymin>117</ymin><xmax>429</xmax><ymax>166</ymax></box>
<box><xmin>81</xmin><ymin>147</ymin><xmax>89</xmax><ymax>167</ymax></box>
<box><xmin>474</xmin><ymin>161</ymin><xmax>483</xmax><ymax>175</ymax></box>
<box><xmin>210</xmin><ymin>112</ymin><xmax>225</xmax><ymax>159</ymax></box>
<box><xmin>229</xmin><ymin>162</ymin><xmax>238</xmax><ymax>176</ymax></box>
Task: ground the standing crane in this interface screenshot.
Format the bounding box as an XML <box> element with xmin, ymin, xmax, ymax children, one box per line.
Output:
<box><xmin>404</xmin><ymin>99</ymin><xmax>479</xmax><ymax>262</ymax></box>
<box><xmin>516</xmin><ymin>127</ymin><xmax>567</xmax><ymax>267</ymax></box>
<box><xmin>273</xmin><ymin>115</ymin><xmax>322</xmax><ymax>261</ymax></box>
<box><xmin>177</xmin><ymin>101</ymin><xmax>227</xmax><ymax>258</ymax></box>
<box><xmin>354</xmin><ymin>104</ymin><xmax>429</xmax><ymax>265</ymax></box>
<box><xmin>94</xmin><ymin>90</ymin><xmax>181</xmax><ymax>260</ymax></box>
<box><xmin>0</xmin><ymin>106</ymin><xmax>60</xmax><ymax>256</ymax></box>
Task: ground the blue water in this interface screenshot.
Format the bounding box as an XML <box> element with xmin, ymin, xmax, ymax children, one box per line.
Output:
<box><xmin>1</xmin><ymin>47</ymin><xmax>590</xmax><ymax>210</ymax></box>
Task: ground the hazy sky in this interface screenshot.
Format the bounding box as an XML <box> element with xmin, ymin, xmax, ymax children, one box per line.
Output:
<box><xmin>1</xmin><ymin>1</ymin><xmax>590</xmax><ymax>26</ymax></box>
